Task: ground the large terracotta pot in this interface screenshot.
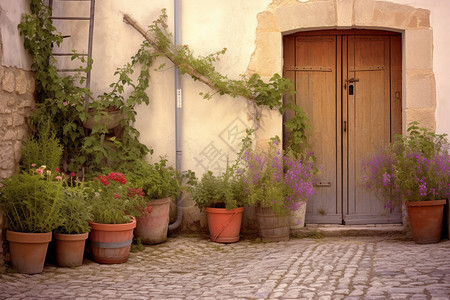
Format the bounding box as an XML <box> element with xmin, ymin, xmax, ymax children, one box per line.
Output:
<box><xmin>205</xmin><ymin>207</ymin><xmax>244</xmax><ymax>243</ymax></box>
<box><xmin>255</xmin><ymin>206</ymin><xmax>290</xmax><ymax>242</ymax></box>
<box><xmin>6</xmin><ymin>231</ymin><xmax>52</xmax><ymax>274</ymax></box>
<box><xmin>54</xmin><ymin>232</ymin><xmax>89</xmax><ymax>267</ymax></box>
<box><xmin>89</xmin><ymin>218</ymin><xmax>136</xmax><ymax>264</ymax></box>
<box><xmin>406</xmin><ymin>199</ymin><xmax>446</xmax><ymax>244</ymax></box>
<box><xmin>135</xmin><ymin>197</ymin><xmax>171</xmax><ymax>244</ymax></box>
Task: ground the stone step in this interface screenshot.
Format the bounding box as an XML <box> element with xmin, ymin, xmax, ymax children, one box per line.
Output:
<box><xmin>291</xmin><ymin>224</ymin><xmax>406</xmax><ymax>238</ymax></box>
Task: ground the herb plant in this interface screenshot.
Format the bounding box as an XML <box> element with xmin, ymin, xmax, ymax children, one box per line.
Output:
<box><xmin>0</xmin><ymin>167</ymin><xmax>63</xmax><ymax>233</ymax></box>
<box><xmin>55</xmin><ymin>186</ymin><xmax>92</xmax><ymax>234</ymax></box>
<box><xmin>192</xmin><ymin>131</ymin><xmax>252</xmax><ymax>211</ymax></box>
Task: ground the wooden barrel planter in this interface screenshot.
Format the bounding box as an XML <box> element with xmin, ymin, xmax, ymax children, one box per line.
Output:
<box><xmin>255</xmin><ymin>206</ymin><xmax>290</xmax><ymax>242</ymax></box>
<box><xmin>205</xmin><ymin>207</ymin><xmax>244</xmax><ymax>243</ymax></box>
<box><xmin>88</xmin><ymin>218</ymin><xmax>136</xmax><ymax>264</ymax></box>
<box><xmin>135</xmin><ymin>197</ymin><xmax>171</xmax><ymax>244</ymax></box>
<box><xmin>6</xmin><ymin>231</ymin><xmax>52</xmax><ymax>274</ymax></box>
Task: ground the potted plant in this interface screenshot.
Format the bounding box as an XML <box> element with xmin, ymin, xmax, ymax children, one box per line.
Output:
<box><xmin>53</xmin><ymin>184</ymin><xmax>92</xmax><ymax>267</ymax></box>
<box><xmin>243</xmin><ymin>137</ymin><xmax>317</xmax><ymax>242</ymax></box>
<box><xmin>192</xmin><ymin>134</ymin><xmax>250</xmax><ymax>243</ymax></box>
<box><xmin>121</xmin><ymin>158</ymin><xmax>187</xmax><ymax>244</ymax></box>
<box><xmin>0</xmin><ymin>166</ymin><xmax>63</xmax><ymax>274</ymax></box>
<box><xmin>86</xmin><ymin>172</ymin><xmax>147</xmax><ymax>263</ymax></box>
<box><xmin>362</xmin><ymin>122</ymin><xmax>449</xmax><ymax>244</ymax></box>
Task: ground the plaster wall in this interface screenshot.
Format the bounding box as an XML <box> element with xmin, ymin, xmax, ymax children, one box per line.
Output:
<box><xmin>0</xmin><ymin>0</ymin><xmax>32</xmax><ymax>69</ymax></box>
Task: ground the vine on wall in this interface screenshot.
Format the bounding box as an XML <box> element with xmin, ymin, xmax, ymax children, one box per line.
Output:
<box><xmin>19</xmin><ymin>2</ymin><xmax>312</xmax><ymax>175</ymax></box>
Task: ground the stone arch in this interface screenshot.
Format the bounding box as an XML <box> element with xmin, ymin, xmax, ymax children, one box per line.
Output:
<box><xmin>247</xmin><ymin>0</ymin><xmax>435</xmax><ymax>141</ymax></box>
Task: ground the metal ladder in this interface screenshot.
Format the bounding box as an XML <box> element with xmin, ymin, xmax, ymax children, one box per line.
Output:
<box><xmin>49</xmin><ymin>0</ymin><xmax>95</xmax><ymax>109</ymax></box>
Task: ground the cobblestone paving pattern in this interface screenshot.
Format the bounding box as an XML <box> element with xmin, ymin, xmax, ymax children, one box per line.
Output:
<box><xmin>0</xmin><ymin>236</ymin><xmax>449</xmax><ymax>299</ymax></box>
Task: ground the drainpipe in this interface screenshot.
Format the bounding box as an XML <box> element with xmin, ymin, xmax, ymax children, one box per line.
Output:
<box><xmin>169</xmin><ymin>0</ymin><xmax>182</xmax><ymax>230</ymax></box>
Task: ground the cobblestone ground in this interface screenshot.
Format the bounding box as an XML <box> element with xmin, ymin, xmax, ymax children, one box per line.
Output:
<box><xmin>0</xmin><ymin>235</ymin><xmax>449</xmax><ymax>299</ymax></box>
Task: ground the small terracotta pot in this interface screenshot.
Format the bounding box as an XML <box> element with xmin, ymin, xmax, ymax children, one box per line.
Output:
<box><xmin>6</xmin><ymin>231</ymin><xmax>52</xmax><ymax>274</ymax></box>
<box><xmin>135</xmin><ymin>197</ymin><xmax>171</xmax><ymax>244</ymax></box>
<box><xmin>54</xmin><ymin>232</ymin><xmax>89</xmax><ymax>267</ymax></box>
<box><xmin>406</xmin><ymin>199</ymin><xmax>446</xmax><ymax>244</ymax></box>
<box><xmin>89</xmin><ymin>218</ymin><xmax>136</xmax><ymax>264</ymax></box>
<box><xmin>205</xmin><ymin>207</ymin><xmax>244</xmax><ymax>243</ymax></box>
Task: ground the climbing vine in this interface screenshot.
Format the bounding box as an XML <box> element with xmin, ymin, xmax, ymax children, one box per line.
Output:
<box><xmin>124</xmin><ymin>9</ymin><xmax>312</xmax><ymax>152</ymax></box>
<box><xmin>18</xmin><ymin>0</ymin><xmax>153</xmax><ymax>173</ymax></box>
<box><xmin>19</xmin><ymin>2</ymin><xmax>312</xmax><ymax>175</ymax></box>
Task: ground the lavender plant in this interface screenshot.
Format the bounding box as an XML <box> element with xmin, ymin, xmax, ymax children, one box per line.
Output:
<box><xmin>243</xmin><ymin>137</ymin><xmax>317</xmax><ymax>216</ymax></box>
<box><xmin>362</xmin><ymin>122</ymin><xmax>449</xmax><ymax>206</ymax></box>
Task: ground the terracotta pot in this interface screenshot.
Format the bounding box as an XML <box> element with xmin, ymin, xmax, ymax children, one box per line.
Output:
<box><xmin>256</xmin><ymin>206</ymin><xmax>290</xmax><ymax>242</ymax></box>
<box><xmin>205</xmin><ymin>207</ymin><xmax>244</xmax><ymax>243</ymax></box>
<box><xmin>6</xmin><ymin>231</ymin><xmax>52</xmax><ymax>274</ymax></box>
<box><xmin>406</xmin><ymin>199</ymin><xmax>446</xmax><ymax>244</ymax></box>
<box><xmin>89</xmin><ymin>218</ymin><xmax>136</xmax><ymax>264</ymax></box>
<box><xmin>135</xmin><ymin>197</ymin><xmax>171</xmax><ymax>244</ymax></box>
<box><xmin>54</xmin><ymin>232</ymin><xmax>89</xmax><ymax>267</ymax></box>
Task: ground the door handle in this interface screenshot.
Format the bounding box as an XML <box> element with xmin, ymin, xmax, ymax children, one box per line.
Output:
<box><xmin>346</xmin><ymin>78</ymin><xmax>359</xmax><ymax>83</ymax></box>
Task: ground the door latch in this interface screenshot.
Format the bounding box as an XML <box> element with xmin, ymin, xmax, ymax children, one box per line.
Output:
<box><xmin>343</xmin><ymin>121</ymin><xmax>347</xmax><ymax>132</ymax></box>
<box><xmin>346</xmin><ymin>78</ymin><xmax>359</xmax><ymax>83</ymax></box>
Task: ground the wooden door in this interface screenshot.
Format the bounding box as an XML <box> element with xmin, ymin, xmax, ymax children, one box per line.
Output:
<box><xmin>283</xmin><ymin>30</ymin><xmax>402</xmax><ymax>224</ymax></box>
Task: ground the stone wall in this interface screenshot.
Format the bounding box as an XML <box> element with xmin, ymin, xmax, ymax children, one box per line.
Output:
<box><xmin>0</xmin><ymin>31</ymin><xmax>35</xmax><ymax>269</ymax></box>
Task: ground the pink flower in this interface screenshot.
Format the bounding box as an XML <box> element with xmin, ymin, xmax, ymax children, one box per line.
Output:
<box><xmin>55</xmin><ymin>168</ymin><xmax>60</xmax><ymax>173</ymax></box>
<box><xmin>63</xmin><ymin>101</ymin><xmax>69</xmax><ymax>106</ymax></box>
<box><xmin>36</xmin><ymin>168</ymin><xmax>44</xmax><ymax>175</ymax></box>
<box><xmin>70</xmin><ymin>172</ymin><xmax>76</xmax><ymax>177</ymax></box>
<box><xmin>31</xmin><ymin>163</ymin><xmax>36</xmax><ymax>167</ymax></box>
<box><xmin>56</xmin><ymin>176</ymin><xmax>62</xmax><ymax>181</ymax></box>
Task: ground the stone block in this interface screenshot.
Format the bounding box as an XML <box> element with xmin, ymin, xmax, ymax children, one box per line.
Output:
<box><xmin>18</xmin><ymin>94</ymin><xmax>35</xmax><ymax>108</ymax></box>
<box><xmin>256</xmin><ymin>11</ymin><xmax>279</xmax><ymax>33</ymax></box>
<box><xmin>404</xmin><ymin>108</ymin><xmax>436</xmax><ymax>132</ymax></box>
<box><xmin>0</xmin><ymin>169</ymin><xmax>14</xmax><ymax>179</ymax></box>
<box><xmin>2</xmin><ymin>129</ymin><xmax>17</xmax><ymax>141</ymax></box>
<box><xmin>353</xmin><ymin>0</ymin><xmax>430</xmax><ymax>30</ymax></box>
<box><xmin>404</xmin><ymin>70</ymin><xmax>436</xmax><ymax>109</ymax></box>
<box><xmin>0</xmin><ymin>143</ymin><xmax>15</xmax><ymax>170</ymax></box>
<box><xmin>15</xmin><ymin>70</ymin><xmax>27</xmax><ymax>95</ymax></box>
<box><xmin>247</xmin><ymin>32</ymin><xmax>282</xmax><ymax>77</ymax></box>
<box><xmin>404</xmin><ymin>29</ymin><xmax>433</xmax><ymax>70</ymax></box>
<box><xmin>2</xmin><ymin>71</ymin><xmax>15</xmax><ymax>93</ymax></box>
<box><xmin>273</xmin><ymin>0</ymin><xmax>336</xmax><ymax>31</ymax></box>
<box><xmin>26</xmin><ymin>71</ymin><xmax>35</xmax><ymax>93</ymax></box>
<box><xmin>408</xmin><ymin>8</ymin><xmax>430</xmax><ymax>29</ymax></box>
<box><xmin>0</xmin><ymin>95</ymin><xmax>14</xmax><ymax>113</ymax></box>
<box><xmin>337</xmin><ymin>0</ymin><xmax>353</xmax><ymax>28</ymax></box>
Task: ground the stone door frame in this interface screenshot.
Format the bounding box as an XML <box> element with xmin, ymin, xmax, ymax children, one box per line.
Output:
<box><xmin>247</xmin><ymin>0</ymin><xmax>435</xmax><ymax>146</ymax></box>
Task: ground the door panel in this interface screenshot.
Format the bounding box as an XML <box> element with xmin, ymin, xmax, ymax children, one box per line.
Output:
<box><xmin>283</xmin><ymin>31</ymin><xmax>402</xmax><ymax>224</ymax></box>
<box><xmin>345</xmin><ymin>36</ymin><xmax>394</xmax><ymax>224</ymax></box>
